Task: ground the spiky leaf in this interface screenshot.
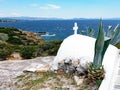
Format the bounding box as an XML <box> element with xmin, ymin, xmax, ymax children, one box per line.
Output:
<box><xmin>110</xmin><ymin>25</ymin><xmax>120</xmax><ymax>45</ymax></box>
<box><xmin>89</xmin><ymin>28</ymin><xmax>95</xmax><ymax>37</ymax></box>
<box><xmin>101</xmin><ymin>37</ymin><xmax>111</xmax><ymax>60</ymax></box>
<box><xmin>93</xmin><ymin>20</ymin><xmax>104</xmax><ymax>69</ymax></box>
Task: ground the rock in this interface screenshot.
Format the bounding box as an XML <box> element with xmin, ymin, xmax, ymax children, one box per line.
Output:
<box><xmin>35</xmin><ymin>65</ymin><xmax>52</xmax><ymax>72</ymax></box>
<box><xmin>76</xmin><ymin>64</ymin><xmax>88</xmax><ymax>76</ymax></box>
<box><xmin>79</xmin><ymin>57</ymin><xmax>92</xmax><ymax>70</ymax></box>
<box><xmin>24</xmin><ymin>63</ymin><xmax>52</xmax><ymax>73</ymax></box>
<box><xmin>35</xmin><ymin>70</ymin><xmax>47</xmax><ymax>73</ymax></box>
<box><xmin>66</xmin><ymin>65</ymin><xmax>76</xmax><ymax>74</ymax></box>
<box><xmin>58</xmin><ymin>62</ymin><xmax>66</xmax><ymax>72</ymax></box>
<box><xmin>74</xmin><ymin>76</ymin><xmax>84</xmax><ymax>86</ymax></box>
<box><xmin>74</xmin><ymin>76</ymin><xmax>79</xmax><ymax>82</ymax></box>
<box><xmin>7</xmin><ymin>52</ymin><xmax>22</xmax><ymax>60</ymax></box>
<box><xmin>72</xmin><ymin>59</ymin><xmax>80</xmax><ymax>67</ymax></box>
<box><xmin>57</xmin><ymin>69</ymin><xmax>65</xmax><ymax>75</ymax></box>
<box><xmin>77</xmin><ymin>79</ymin><xmax>84</xmax><ymax>86</ymax></box>
<box><xmin>57</xmin><ymin>57</ymin><xmax>90</xmax><ymax>75</ymax></box>
<box><xmin>58</xmin><ymin>58</ymin><xmax>76</xmax><ymax>74</ymax></box>
<box><xmin>92</xmin><ymin>85</ymin><xmax>98</xmax><ymax>90</ymax></box>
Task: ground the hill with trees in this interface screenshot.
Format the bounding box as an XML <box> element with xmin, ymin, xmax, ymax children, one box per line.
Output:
<box><xmin>0</xmin><ymin>27</ymin><xmax>62</xmax><ymax>60</ymax></box>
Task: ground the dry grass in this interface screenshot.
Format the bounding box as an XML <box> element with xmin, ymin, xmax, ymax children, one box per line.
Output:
<box><xmin>15</xmin><ymin>71</ymin><xmax>96</xmax><ymax>90</ymax></box>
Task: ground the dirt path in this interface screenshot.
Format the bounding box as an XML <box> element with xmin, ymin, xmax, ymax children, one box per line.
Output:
<box><xmin>0</xmin><ymin>56</ymin><xmax>54</xmax><ymax>90</ymax></box>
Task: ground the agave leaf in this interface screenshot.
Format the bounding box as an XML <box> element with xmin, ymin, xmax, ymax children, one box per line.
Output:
<box><xmin>107</xmin><ymin>25</ymin><xmax>112</xmax><ymax>37</ymax></box>
<box><xmin>86</xmin><ymin>26</ymin><xmax>89</xmax><ymax>36</ymax></box>
<box><xmin>89</xmin><ymin>28</ymin><xmax>95</xmax><ymax>37</ymax></box>
<box><xmin>80</xmin><ymin>30</ymin><xmax>85</xmax><ymax>35</ymax></box>
<box><xmin>110</xmin><ymin>24</ymin><xmax>120</xmax><ymax>45</ymax></box>
<box><xmin>101</xmin><ymin>37</ymin><xmax>111</xmax><ymax>60</ymax></box>
<box><xmin>93</xmin><ymin>20</ymin><xmax>104</xmax><ymax>69</ymax></box>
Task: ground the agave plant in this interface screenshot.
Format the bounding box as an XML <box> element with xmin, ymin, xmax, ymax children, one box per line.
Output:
<box><xmin>107</xmin><ymin>24</ymin><xmax>120</xmax><ymax>45</ymax></box>
<box><xmin>79</xmin><ymin>27</ymin><xmax>95</xmax><ymax>37</ymax></box>
<box><xmin>87</xmin><ymin>20</ymin><xmax>111</xmax><ymax>86</ymax></box>
<box><xmin>93</xmin><ymin>20</ymin><xmax>111</xmax><ymax>69</ymax></box>
<box><xmin>80</xmin><ymin>22</ymin><xmax>120</xmax><ymax>46</ymax></box>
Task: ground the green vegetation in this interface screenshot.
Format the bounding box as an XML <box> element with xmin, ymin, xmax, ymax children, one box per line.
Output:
<box><xmin>0</xmin><ymin>27</ymin><xmax>62</xmax><ymax>60</ymax></box>
<box><xmin>93</xmin><ymin>20</ymin><xmax>111</xmax><ymax>69</ymax></box>
<box><xmin>0</xmin><ymin>27</ymin><xmax>39</xmax><ymax>45</ymax></box>
<box><xmin>16</xmin><ymin>72</ymin><xmax>85</xmax><ymax>90</ymax></box>
<box><xmin>79</xmin><ymin>27</ymin><xmax>95</xmax><ymax>37</ymax></box>
<box><xmin>115</xmin><ymin>42</ymin><xmax>120</xmax><ymax>49</ymax></box>
<box><xmin>107</xmin><ymin>25</ymin><xmax>120</xmax><ymax>45</ymax></box>
<box><xmin>88</xmin><ymin>20</ymin><xmax>108</xmax><ymax>88</ymax></box>
<box><xmin>79</xmin><ymin>23</ymin><xmax>120</xmax><ymax>46</ymax></box>
<box><xmin>0</xmin><ymin>33</ymin><xmax>8</xmax><ymax>41</ymax></box>
<box><xmin>20</xmin><ymin>46</ymin><xmax>39</xmax><ymax>59</ymax></box>
<box><xmin>39</xmin><ymin>40</ymin><xmax>62</xmax><ymax>56</ymax></box>
<box><xmin>0</xmin><ymin>42</ymin><xmax>12</xmax><ymax>60</ymax></box>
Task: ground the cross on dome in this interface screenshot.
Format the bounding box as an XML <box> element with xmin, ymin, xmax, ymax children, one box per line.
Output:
<box><xmin>73</xmin><ymin>22</ymin><xmax>78</xmax><ymax>34</ymax></box>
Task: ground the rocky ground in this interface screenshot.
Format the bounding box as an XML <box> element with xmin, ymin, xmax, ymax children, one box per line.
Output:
<box><xmin>0</xmin><ymin>56</ymin><xmax>99</xmax><ymax>90</ymax></box>
<box><xmin>0</xmin><ymin>56</ymin><xmax>54</xmax><ymax>90</ymax></box>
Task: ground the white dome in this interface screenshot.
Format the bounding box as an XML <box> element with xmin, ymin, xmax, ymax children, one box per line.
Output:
<box><xmin>52</xmin><ymin>34</ymin><xmax>96</xmax><ymax>69</ymax></box>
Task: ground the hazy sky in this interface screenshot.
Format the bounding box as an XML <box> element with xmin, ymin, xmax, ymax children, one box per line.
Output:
<box><xmin>0</xmin><ymin>0</ymin><xmax>120</xmax><ymax>18</ymax></box>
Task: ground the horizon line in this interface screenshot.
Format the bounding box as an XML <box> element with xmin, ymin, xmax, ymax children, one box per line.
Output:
<box><xmin>0</xmin><ymin>16</ymin><xmax>120</xmax><ymax>20</ymax></box>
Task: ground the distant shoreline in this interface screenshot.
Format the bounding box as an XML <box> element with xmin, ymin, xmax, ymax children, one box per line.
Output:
<box><xmin>1</xmin><ymin>17</ymin><xmax>120</xmax><ymax>21</ymax></box>
<box><xmin>0</xmin><ymin>19</ymin><xmax>17</xmax><ymax>22</ymax></box>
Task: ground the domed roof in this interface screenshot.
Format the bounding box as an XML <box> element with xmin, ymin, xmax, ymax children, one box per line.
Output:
<box><xmin>52</xmin><ymin>34</ymin><xmax>96</xmax><ymax>70</ymax></box>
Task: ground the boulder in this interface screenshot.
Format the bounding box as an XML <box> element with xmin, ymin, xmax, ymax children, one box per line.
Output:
<box><xmin>7</xmin><ymin>52</ymin><xmax>22</xmax><ymax>60</ymax></box>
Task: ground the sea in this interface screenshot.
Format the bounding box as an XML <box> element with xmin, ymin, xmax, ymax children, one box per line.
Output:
<box><xmin>0</xmin><ymin>19</ymin><xmax>120</xmax><ymax>41</ymax></box>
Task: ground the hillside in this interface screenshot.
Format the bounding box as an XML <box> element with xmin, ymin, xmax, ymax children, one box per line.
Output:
<box><xmin>0</xmin><ymin>27</ymin><xmax>62</xmax><ymax>60</ymax></box>
<box><xmin>0</xmin><ymin>27</ymin><xmax>41</xmax><ymax>45</ymax></box>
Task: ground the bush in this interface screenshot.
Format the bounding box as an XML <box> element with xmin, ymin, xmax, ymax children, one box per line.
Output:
<box><xmin>0</xmin><ymin>43</ymin><xmax>12</xmax><ymax>60</ymax></box>
<box><xmin>0</xmin><ymin>49</ymin><xmax>12</xmax><ymax>61</ymax></box>
<box><xmin>20</xmin><ymin>46</ymin><xmax>38</xmax><ymax>59</ymax></box>
<box><xmin>39</xmin><ymin>40</ymin><xmax>62</xmax><ymax>56</ymax></box>
<box><xmin>0</xmin><ymin>33</ymin><xmax>8</xmax><ymax>41</ymax></box>
<box><xmin>7</xmin><ymin>36</ymin><xmax>23</xmax><ymax>45</ymax></box>
<box><xmin>0</xmin><ymin>27</ymin><xmax>40</xmax><ymax>46</ymax></box>
<box><xmin>0</xmin><ymin>27</ymin><xmax>17</xmax><ymax>36</ymax></box>
<box><xmin>10</xmin><ymin>45</ymin><xmax>22</xmax><ymax>52</ymax></box>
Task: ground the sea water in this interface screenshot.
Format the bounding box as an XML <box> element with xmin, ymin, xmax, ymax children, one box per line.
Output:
<box><xmin>0</xmin><ymin>19</ymin><xmax>120</xmax><ymax>41</ymax></box>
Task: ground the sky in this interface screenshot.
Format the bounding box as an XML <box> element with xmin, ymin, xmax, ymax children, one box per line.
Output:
<box><xmin>0</xmin><ymin>0</ymin><xmax>120</xmax><ymax>18</ymax></box>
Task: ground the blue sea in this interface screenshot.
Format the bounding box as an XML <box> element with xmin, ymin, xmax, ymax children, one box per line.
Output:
<box><xmin>0</xmin><ymin>20</ymin><xmax>120</xmax><ymax>41</ymax></box>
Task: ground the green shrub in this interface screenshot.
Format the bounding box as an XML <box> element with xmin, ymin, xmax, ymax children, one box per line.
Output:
<box><xmin>0</xmin><ymin>27</ymin><xmax>40</xmax><ymax>46</ymax></box>
<box><xmin>0</xmin><ymin>43</ymin><xmax>13</xmax><ymax>60</ymax></box>
<box><xmin>7</xmin><ymin>36</ymin><xmax>23</xmax><ymax>45</ymax></box>
<box><xmin>10</xmin><ymin>45</ymin><xmax>22</xmax><ymax>52</ymax></box>
<box><xmin>0</xmin><ymin>33</ymin><xmax>8</xmax><ymax>41</ymax></box>
<box><xmin>0</xmin><ymin>49</ymin><xmax>12</xmax><ymax>61</ymax></box>
<box><xmin>0</xmin><ymin>27</ymin><xmax>16</xmax><ymax>36</ymax></box>
<box><xmin>39</xmin><ymin>40</ymin><xmax>62</xmax><ymax>56</ymax></box>
<box><xmin>20</xmin><ymin>46</ymin><xmax>38</xmax><ymax>59</ymax></box>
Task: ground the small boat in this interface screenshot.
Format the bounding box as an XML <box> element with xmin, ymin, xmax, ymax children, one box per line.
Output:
<box><xmin>36</xmin><ymin>32</ymin><xmax>46</xmax><ymax>36</ymax></box>
<box><xmin>41</xmin><ymin>32</ymin><xmax>56</xmax><ymax>37</ymax></box>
